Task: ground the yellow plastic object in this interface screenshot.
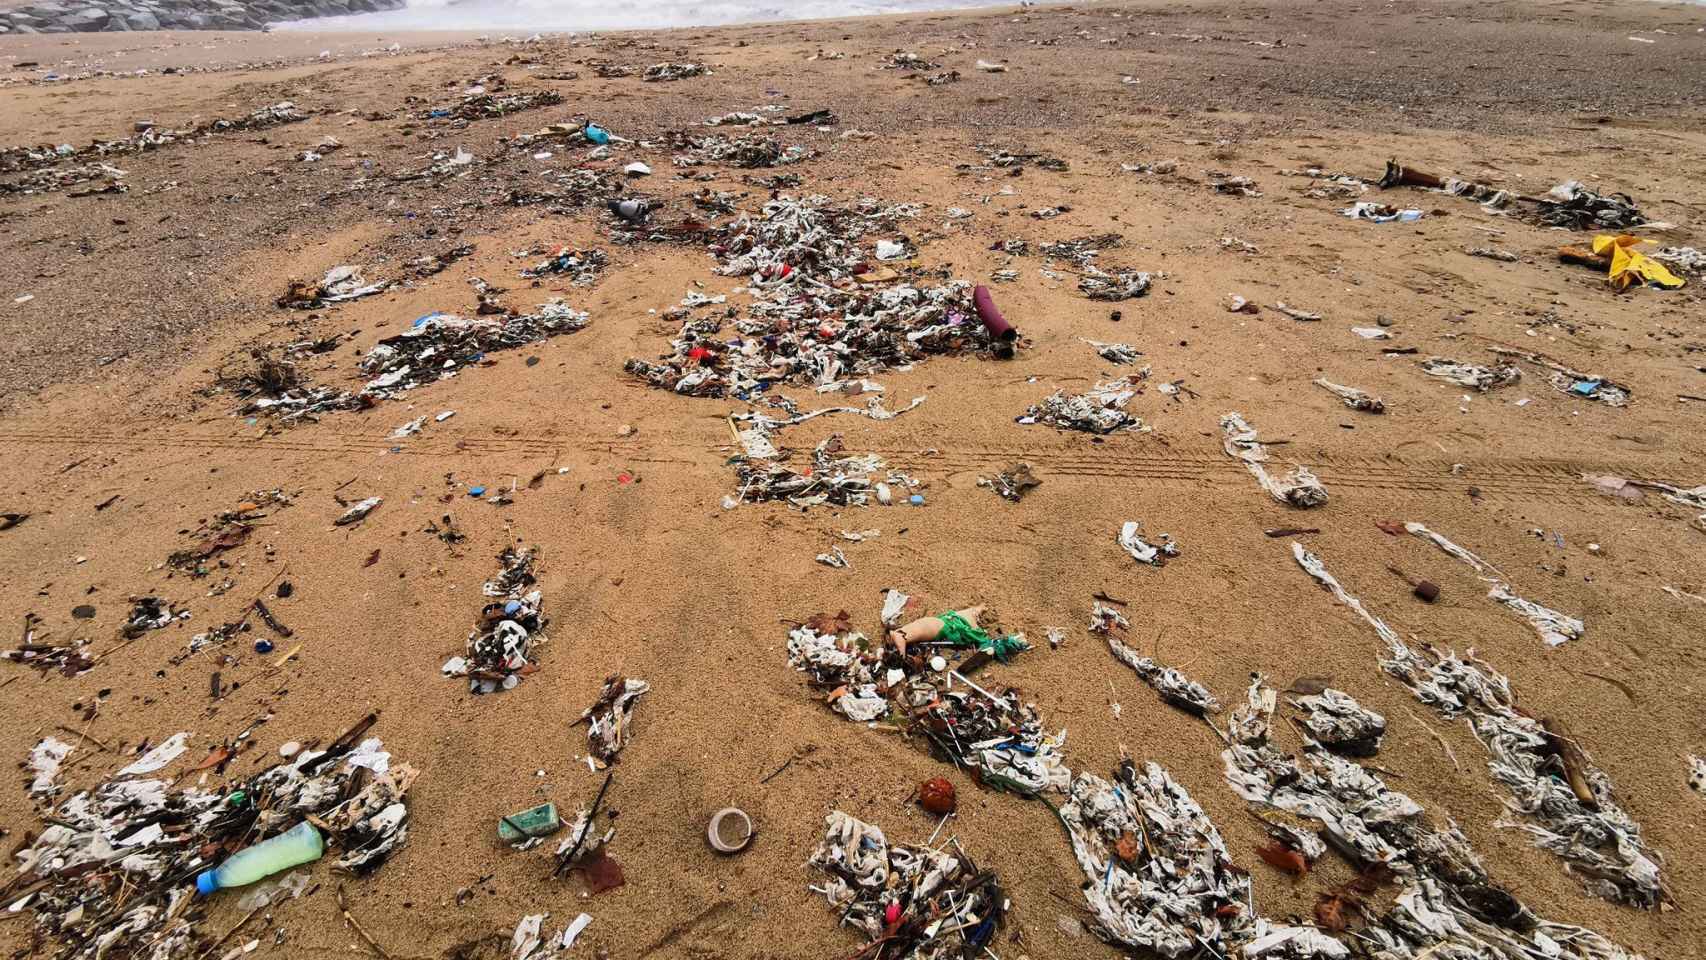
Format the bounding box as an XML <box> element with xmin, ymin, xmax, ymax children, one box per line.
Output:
<box><xmin>1592</xmin><ymin>234</ymin><xmax>1684</xmax><ymax>290</ymax></box>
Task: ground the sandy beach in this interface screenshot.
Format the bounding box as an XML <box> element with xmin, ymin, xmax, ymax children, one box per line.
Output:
<box><xmin>2</xmin><ymin>1</ymin><xmax>1706</xmax><ymax>958</ymax></box>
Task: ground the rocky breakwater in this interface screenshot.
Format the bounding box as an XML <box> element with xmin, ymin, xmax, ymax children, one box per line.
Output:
<box><xmin>0</xmin><ymin>0</ymin><xmax>404</xmax><ymax>33</ymax></box>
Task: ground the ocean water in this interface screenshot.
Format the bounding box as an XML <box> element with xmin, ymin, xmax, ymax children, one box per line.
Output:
<box><xmin>275</xmin><ymin>0</ymin><xmax>1017</xmax><ymax>32</ymax></box>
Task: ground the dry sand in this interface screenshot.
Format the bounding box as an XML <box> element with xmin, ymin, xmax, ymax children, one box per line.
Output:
<box><xmin>2</xmin><ymin>1</ymin><xmax>1706</xmax><ymax>957</ymax></box>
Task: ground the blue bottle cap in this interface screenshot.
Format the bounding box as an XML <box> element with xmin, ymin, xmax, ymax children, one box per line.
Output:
<box><xmin>909</xmin><ymin>494</ymin><xmax>925</xmax><ymax>506</ymax></box>
<box><xmin>196</xmin><ymin>870</ymin><xmax>218</xmax><ymax>895</ymax></box>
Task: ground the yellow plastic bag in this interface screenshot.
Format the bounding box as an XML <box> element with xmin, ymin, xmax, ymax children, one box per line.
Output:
<box><xmin>1592</xmin><ymin>234</ymin><xmax>1684</xmax><ymax>290</ymax></box>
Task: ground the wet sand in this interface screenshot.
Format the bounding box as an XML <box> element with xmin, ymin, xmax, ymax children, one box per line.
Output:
<box><xmin>2</xmin><ymin>1</ymin><xmax>1706</xmax><ymax>958</ymax></box>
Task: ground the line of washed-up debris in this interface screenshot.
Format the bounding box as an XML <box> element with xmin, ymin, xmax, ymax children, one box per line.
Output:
<box><xmin>1488</xmin><ymin>347</ymin><xmax>1631</xmax><ymax>407</ymax></box>
<box><xmin>1293</xmin><ymin>543</ymin><xmax>1664</xmax><ymax>909</ymax></box>
<box><xmin>580</xmin><ymin>675</ymin><xmax>649</xmax><ymax>764</ymax></box>
<box><xmin>423</xmin><ymin>89</ymin><xmax>563</xmax><ymax>121</ymax></box>
<box><xmin>227</xmin><ymin>300</ymin><xmax>590</xmax><ymax>424</ymax></box>
<box><xmin>0</xmin><ymin>162</ymin><xmax>128</xmax><ymax>196</ymax></box>
<box><xmin>643</xmin><ymin>61</ymin><xmax>709</xmax><ymax>81</ymax></box>
<box><xmin>0</xmin><ymin>101</ymin><xmax>304</xmax><ymax>175</ymax></box>
<box><xmin>1221</xmin><ymin>672</ymin><xmax>1644</xmax><ymax>958</ymax></box>
<box><xmin>1377</xmin><ymin>159</ymin><xmax>1648</xmax><ymax>230</ymax></box>
<box><xmin>1314</xmin><ymin>378</ymin><xmax>1386</xmax><ymax>413</ymax></box>
<box><xmin>11</xmin><ymin>713</ymin><xmax>415</xmax><ymax>960</ymax></box>
<box><xmin>1402</xmin><ymin>523</ymin><xmax>1585</xmax><ymax>646</ymax></box>
<box><xmin>442</xmin><ymin>547</ymin><xmax>547</xmax><ymax>693</ymax></box>
<box><xmin>1420</xmin><ymin>357</ymin><xmax>1522</xmax><ymax>392</ymax></box>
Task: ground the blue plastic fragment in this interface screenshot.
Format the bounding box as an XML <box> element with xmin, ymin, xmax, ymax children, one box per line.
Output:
<box><xmin>909</xmin><ymin>494</ymin><xmax>925</xmax><ymax>506</ymax></box>
<box><xmin>504</xmin><ymin>599</ymin><xmax>522</xmax><ymax>615</ymax></box>
<box><xmin>584</xmin><ymin>124</ymin><xmax>612</xmax><ymax>144</ymax></box>
<box><xmin>254</xmin><ymin>638</ymin><xmax>274</xmax><ymax>654</ymax></box>
<box><xmin>469</xmin><ymin>486</ymin><xmax>486</xmax><ymax>497</ymax></box>
<box><xmin>1570</xmin><ymin>379</ymin><xmax>1601</xmax><ymax>396</ymax></box>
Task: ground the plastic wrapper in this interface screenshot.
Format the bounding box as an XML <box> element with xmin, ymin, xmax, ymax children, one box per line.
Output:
<box><xmin>1220</xmin><ymin>413</ymin><xmax>1328</xmax><ymax>507</ymax></box>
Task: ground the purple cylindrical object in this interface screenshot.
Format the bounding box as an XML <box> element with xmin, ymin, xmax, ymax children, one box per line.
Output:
<box><xmin>973</xmin><ymin>285</ymin><xmax>1016</xmax><ymax>342</ymax></box>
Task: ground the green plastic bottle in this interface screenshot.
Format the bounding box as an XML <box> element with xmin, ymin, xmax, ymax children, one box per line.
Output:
<box><xmin>195</xmin><ymin>821</ymin><xmax>324</xmax><ymax>895</ymax></box>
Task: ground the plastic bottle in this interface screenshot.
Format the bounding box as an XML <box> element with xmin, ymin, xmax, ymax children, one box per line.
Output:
<box><xmin>196</xmin><ymin>822</ymin><xmax>324</xmax><ymax>895</ymax></box>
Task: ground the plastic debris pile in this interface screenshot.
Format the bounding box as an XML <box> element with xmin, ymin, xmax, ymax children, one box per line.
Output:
<box><xmin>1313</xmin><ymin>378</ymin><xmax>1385</xmax><ymax>413</ymax></box>
<box><xmin>230</xmin><ymin>300</ymin><xmax>589</xmax><ymax>424</ymax></box>
<box><xmin>1079</xmin><ymin>267</ymin><xmax>1152</xmax><ymax>301</ymax></box>
<box><xmin>443</xmin><ymin>547</ymin><xmax>548</xmax><ymax>693</ymax></box>
<box><xmin>669</xmin><ymin>133</ymin><xmax>813</xmax><ymax>168</ymax></box>
<box><xmin>1209</xmin><ymin>172</ymin><xmax>1262</xmax><ymax>197</ymax></box>
<box><xmin>734</xmin><ymin>435</ymin><xmax>886</xmax><ymax>507</ymax></box>
<box><xmin>430</xmin><ymin>90</ymin><xmax>563</xmax><ymax>121</ymax></box>
<box><xmin>361</xmin><ymin>302</ymin><xmax>591</xmax><ymax>398</ymax></box>
<box><xmin>643</xmin><ymin>62</ymin><xmax>709</xmax><ymax>81</ymax></box>
<box><xmin>1489</xmin><ymin>348</ymin><xmax>1630</xmax><ymax>407</ymax></box>
<box><xmin>1018</xmin><ymin>378</ymin><xmax>1144</xmax><ymax>434</ymax></box>
<box><xmin>10</xmin><ymin>715</ymin><xmax>415</xmax><ymax>960</ymax></box>
<box><xmin>807</xmin><ymin>811</ymin><xmax>1008</xmax><ymax>960</ymax></box>
<box><xmin>785</xmin><ymin>606</ymin><xmax>1065</xmax><ymax>796</ymax></box>
<box><xmin>1116</xmin><ymin>520</ymin><xmax>1178</xmax><ymax>567</ymax></box>
<box><xmin>0</xmin><ymin>162</ymin><xmax>126</xmax><ymax>196</ymax></box>
<box><xmin>511</xmin><ymin>913</ymin><xmax>594</xmax><ymax>960</ymax></box>
<box><xmin>1222</xmin><ymin>672</ymin><xmax>1646</xmax><ymax>958</ymax></box>
<box><xmin>879</xmin><ymin>51</ymin><xmax>940</xmax><ymax>70</ymax></box>
<box><xmin>1220</xmin><ymin>412</ymin><xmax>1329</xmax><ymax>507</ymax></box>
<box><xmin>1419</xmin><ymin>358</ymin><xmax>1521</xmax><ymax>391</ymax></box>
<box><xmin>626</xmin><ymin>196</ymin><xmax>1001</xmax><ymax>400</ymax></box>
<box><xmin>1082</xmin><ymin>338</ymin><xmax>1143</xmax><ymax>364</ymax></box>
<box><xmin>1533</xmin><ymin>181</ymin><xmax>1645</xmax><ymax>230</ymax></box>
<box><xmin>518</xmin><ymin>247</ymin><xmax>608</xmax><ymax>284</ymax></box>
